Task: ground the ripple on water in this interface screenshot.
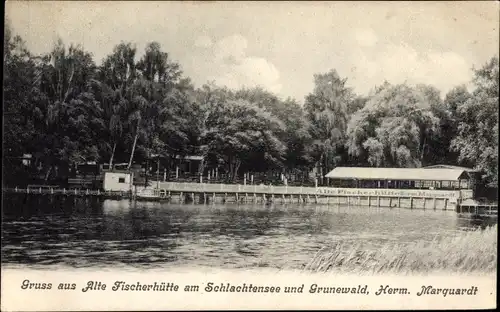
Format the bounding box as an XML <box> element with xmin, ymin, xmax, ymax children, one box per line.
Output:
<box><xmin>2</xmin><ymin>196</ymin><xmax>494</xmax><ymax>269</ymax></box>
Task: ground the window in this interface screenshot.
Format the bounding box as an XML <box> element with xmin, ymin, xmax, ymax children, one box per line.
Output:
<box><xmin>118</xmin><ymin>177</ymin><xmax>125</xmax><ymax>183</ymax></box>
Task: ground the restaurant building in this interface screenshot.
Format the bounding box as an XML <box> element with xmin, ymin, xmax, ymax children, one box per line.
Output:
<box><xmin>324</xmin><ymin>167</ymin><xmax>473</xmax><ymax>190</ymax></box>
<box><xmin>321</xmin><ymin>166</ymin><xmax>475</xmax><ymax>209</ymax></box>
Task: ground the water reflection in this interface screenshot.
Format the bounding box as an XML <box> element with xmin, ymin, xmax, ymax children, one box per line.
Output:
<box><xmin>1</xmin><ymin>194</ymin><xmax>496</xmax><ymax>269</ymax></box>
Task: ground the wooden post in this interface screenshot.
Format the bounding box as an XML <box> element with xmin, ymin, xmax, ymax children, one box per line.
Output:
<box><xmin>433</xmin><ymin>197</ymin><xmax>436</xmax><ymax>210</ymax></box>
<box><xmin>397</xmin><ymin>197</ymin><xmax>401</xmax><ymax>208</ymax></box>
<box><xmin>410</xmin><ymin>197</ymin><xmax>413</xmax><ymax>209</ymax></box>
<box><xmin>368</xmin><ymin>195</ymin><xmax>371</xmax><ymax>206</ymax></box>
<box><xmin>377</xmin><ymin>196</ymin><xmax>380</xmax><ymax>207</ymax></box>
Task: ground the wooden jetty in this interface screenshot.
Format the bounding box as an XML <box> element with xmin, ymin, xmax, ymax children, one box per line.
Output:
<box><xmin>5</xmin><ymin>181</ymin><xmax>496</xmax><ymax>213</ymax></box>
<box><xmin>458</xmin><ymin>198</ymin><xmax>498</xmax><ymax>218</ymax></box>
<box><xmin>3</xmin><ymin>186</ymin><xmax>132</xmax><ymax>199</ymax></box>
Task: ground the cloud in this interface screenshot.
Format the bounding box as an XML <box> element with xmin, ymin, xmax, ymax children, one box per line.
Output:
<box><xmin>347</xmin><ymin>42</ymin><xmax>472</xmax><ymax>95</ymax></box>
<box><xmin>194</xmin><ymin>35</ymin><xmax>213</xmax><ymax>48</ymax></box>
<box><xmin>206</xmin><ymin>34</ymin><xmax>282</xmax><ymax>93</ymax></box>
<box><xmin>213</xmin><ymin>34</ymin><xmax>248</xmax><ymax>63</ymax></box>
<box><xmin>353</xmin><ymin>28</ymin><xmax>378</xmax><ymax>47</ymax></box>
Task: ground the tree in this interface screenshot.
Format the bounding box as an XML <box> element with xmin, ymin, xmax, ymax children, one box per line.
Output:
<box><xmin>304</xmin><ymin>70</ymin><xmax>354</xmax><ymax>177</ymax></box>
<box><xmin>234</xmin><ymin>87</ymin><xmax>311</xmax><ymax>172</ymax></box>
<box><xmin>194</xmin><ymin>83</ymin><xmax>234</xmax><ymax>175</ymax></box>
<box><xmin>99</xmin><ymin>42</ymin><xmax>137</xmax><ymax>94</ymax></box>
<box><xmin>444</xmin><ymin>85</ymin><xmax>471</xmax><ymax>117</ymax></box>
<box><xmin>3</xmin><ymin>22</ymin><xmax>38</xmax><ymax>157</ymax></box>
<box><xmin>451</xmin><ymin>56</ymin><xmax>499</xmax><ymax>186</ymax></box>
<box><xmin>3</xmin><ymin>23</ymin><xmax>42</xmax><ymax>185</ymax></box>
<box><xmin>415</xmin><ymin>84</ymin><xmax>453</xmax><ymax>165</ymax></box>
<box><xmin>29</xmin><ymin>39</ymin><xmax>97</xmax><ymax>180</ymax></box>
<box><xmin>93</xmin><ymin>42</ymin><xmax>138</xmax><ymax>169</ymax></box>
<box><xmin>199</xmin><ymin>89</ymin><xmax>287</xmax><ymax>181</ymax></box>
<box><xmin>126</xmin><ymin>42</ymin><xmax>185</xmax><ymax>170</ymax></box>
<box><xmin>346</xmin><ymin>83</ymin><xmax>440</xmax><ymax>168</ymax></box>
<box><xmin>278</xmin><ymin>97</ymin><xmax>313</xmax><ymax>172</ymax></box>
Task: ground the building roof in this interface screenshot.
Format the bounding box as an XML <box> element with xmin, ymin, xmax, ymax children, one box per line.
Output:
<box><xmin>422</xmin><ymin>164</ymin><xmax>481</xmax><ymax>172</ymax></box>
<box><xmin>103</xmin><ymin>170</ymin><xmax>131</xmax><ymax>175</ymax></box>
<box><xmin>174</xmin><ymin>155</ymin><xmax>204</xmax><ymax>161</ymax></box>
<box><xmin>324</xmin><ymin>167</ymin><xmax>470</xmax><ymax>181</ymax></box>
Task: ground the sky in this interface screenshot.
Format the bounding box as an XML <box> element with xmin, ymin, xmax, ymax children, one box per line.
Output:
<box><xmin>5</xmin><ymin>1</ymin><xmax>500</xmax><ymax>103</ymax></box>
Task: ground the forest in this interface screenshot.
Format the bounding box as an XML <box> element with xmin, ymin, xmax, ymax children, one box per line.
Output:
<box><xmin>3</xmin><ymin>24</ymin><xmax>499</xmax><ymax>187</ymax></box>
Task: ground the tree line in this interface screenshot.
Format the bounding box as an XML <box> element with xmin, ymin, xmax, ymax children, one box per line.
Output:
<box><xmin>3</xmin><ymin>24</ymin><xmax>499</xmax><ymax>186</ymax></box>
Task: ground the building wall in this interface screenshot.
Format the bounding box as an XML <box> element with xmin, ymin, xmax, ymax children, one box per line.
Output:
<box><xmin>103</xmin><ymin>172</ymin><xmax>132</xmax><ymax>192</ymax></box>
<box><xmin>316</xmin><ymin>187</ymin><xmax>463</xmax><ymax>203</ymax></box>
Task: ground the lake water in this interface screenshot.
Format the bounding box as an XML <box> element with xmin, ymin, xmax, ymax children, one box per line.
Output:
<box><xmin>1</xmin><ymin>194</ymin><xmax>496</xmax><ymax>270</ymax></box>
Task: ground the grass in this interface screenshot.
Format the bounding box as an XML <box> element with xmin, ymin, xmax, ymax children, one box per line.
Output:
<box><xmin>304</xmin><ymin>224</ymin><xmax>497</xmax><ymax>275</ymax></box>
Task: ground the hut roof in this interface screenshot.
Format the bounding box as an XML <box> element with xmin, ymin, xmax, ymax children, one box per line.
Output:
<box><xmin>324</xmin><ymin>167</ymin><xmax>470</xmax><ymax>181</ymax></box>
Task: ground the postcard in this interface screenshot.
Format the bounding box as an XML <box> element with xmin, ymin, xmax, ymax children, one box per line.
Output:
<box><xmin>2</xmin><ymin>1</ymin><xmax>498</xmax><ymax>310</ymax></box>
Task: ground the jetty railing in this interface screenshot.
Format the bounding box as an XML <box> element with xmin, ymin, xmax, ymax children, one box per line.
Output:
<box><xmin>4</xmin><ymin>183</ymin><xmax>476</xmax><ymax>200</ymax></box>
<box><xmin>3</xmin><ymin>187</ymin><xmax>129</xmax><ymax>197</ymax></box>
<box><xmin>155</xmin><ymin>182</ymin><xmax>317</xmax><ymax>195</ymax></box>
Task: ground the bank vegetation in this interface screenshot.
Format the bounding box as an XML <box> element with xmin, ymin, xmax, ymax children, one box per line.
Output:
<box><xmin>304</xmin><ymin>225</ymin><xmax>497</xmax><ymax>274</ymax></box>
<box><xmin>4</xmin><ymin>22</ymin><xmax>499</xmax><ymax>187</ymax></box>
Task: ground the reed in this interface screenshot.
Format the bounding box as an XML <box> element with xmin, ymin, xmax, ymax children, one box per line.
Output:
<box><xmin>304</xmin><ymin>224</ymin><xmax>497</xmax><ymax>274</ymax></box>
